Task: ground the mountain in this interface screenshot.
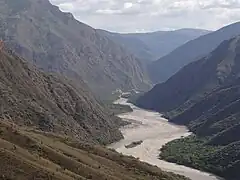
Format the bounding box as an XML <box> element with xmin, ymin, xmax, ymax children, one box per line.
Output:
<box><xmin>0</xmin><ymin>45</ymin><xmax>188</xmax><ymax>180</ymax></box>
<box><xmin>137</xmin><ymin>36</ymin><xmax>240</xmax><ymax>180</ymax></box>
<box><xmin>137</xmin><ymin>36</ymin><xmax>240</xmax><ymax>113</ymax></box>
<box><xmin>99</xmin><ymin>29</ymin><xmax>210</xmax><ymax>63</ymax></box>
<box><xmin>0</xmin><ymin>45</ymin><xmax>125</xmax><ymax>145</ymax></box>
<box><xmin>149</xmin><ymin>22</ymin><xmax>240</xmax><ymax>83</ymax></box>
<box><xmin>0</xmin><ymin>0</ymin><xmax>151</xmax><ymax>98</ymax></box>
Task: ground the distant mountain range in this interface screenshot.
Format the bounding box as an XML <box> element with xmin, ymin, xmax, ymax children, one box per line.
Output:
<box><xmin>137</xmin><ymin>36</ymin><xmax>240</xmax><ymax>180</ymax></box>
<box><xmin>149</xmin><ymin>22</ymin><xmax>240</xmax><ymax>83</ymax></box>
<box><xmin>0</xmin><ymin>0</ymin><xmax>151</xmax><ymax>98</ymax></box>
<box><xmin>99</xmin><ymin>28</ymin><xmax>210</xmax><ymax>63</ymax></box>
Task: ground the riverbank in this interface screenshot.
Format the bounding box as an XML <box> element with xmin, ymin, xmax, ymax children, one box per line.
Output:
<box><xmin>109</xmin><ymin>98</ymin><xmax>221</xmax><ymax>180</ymax></box>
<box><xmin>107</xmin><ymin>103</ymin><xmax>133</xmax><ymax>115</ymax></box>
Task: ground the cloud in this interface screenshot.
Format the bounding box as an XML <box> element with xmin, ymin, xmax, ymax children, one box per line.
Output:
<box><xmin>49</xmin><ymin>0</ymin><xmax>240</xmax><ymax>32</ymax></box>
<box><xmin>124</xmin><ymin>2</ymin><xmax>133</xmax><ymax>9</ymax></box>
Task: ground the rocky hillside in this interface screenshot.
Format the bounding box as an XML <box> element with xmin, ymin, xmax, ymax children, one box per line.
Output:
<box><xmin>0</xmin><ymin>0</ymin><xmax>151</xmax><ymax>98</ymax></box>
<box><xmin>149</xmin><ymin>22</ymin><xmax>240</xmax><ymax>83</ymax></box>
<box><xmin>137</xmin><ymin>36</ymin><xmax>240</xmax><ymax>180</ymax></box>
<box><xmin>137</xmin><ymin>36</ymin><xmax>240</xmax><ymax>113</ymax></box>
<box><xmin>99</xmin><ymin>29</ymin><xmax>209</xmax><ymax>63</ymax></box>
<box><xmin>0</xmin><ymin>46</ymin><xmax>124</xmax><ymax>145</ymax></box>
<box><xmin>0</xmin><ymin>120</ymin><xmax>189</xmax><ymax>180</ymax></box>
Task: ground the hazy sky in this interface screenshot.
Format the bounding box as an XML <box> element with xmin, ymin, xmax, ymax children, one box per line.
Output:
<box><xmin>50</xmin><ymin>0</ymin><xmax>240</xmax><ymax>33</ymax></box>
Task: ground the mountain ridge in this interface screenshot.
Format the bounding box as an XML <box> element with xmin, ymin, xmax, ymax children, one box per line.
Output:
<box><xmin>99</xmin><ymin>28</ymin><xmax>210</xmax><ymax>63</ymax></box>
<box><xmin>136</xmin><ymin>37</ymin><xmax>240</xmax><ymax>112</ymax></box>
<box><xmin>149</xmin><ymin>21</ymin><xmax>240</xmax><ymax>83</ymax></box>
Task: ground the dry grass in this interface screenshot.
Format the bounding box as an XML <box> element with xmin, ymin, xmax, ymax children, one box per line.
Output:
<box><xmin>0</xmin><ymin>120</ymin><xmax>189</xmax><ymax>180</ymax></box>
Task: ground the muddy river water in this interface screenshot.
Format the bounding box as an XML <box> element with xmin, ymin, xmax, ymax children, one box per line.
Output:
<box><xmin>109</xmin><ymin>98</ymin><xmax>221</xmax><ymax>180</ymax></box>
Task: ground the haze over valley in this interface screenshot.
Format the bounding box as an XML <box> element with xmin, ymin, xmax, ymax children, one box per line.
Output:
<box><xmin>0</xmin><ymin>0</ymin><xmax>240</xmax><ymax>180</ymax></box>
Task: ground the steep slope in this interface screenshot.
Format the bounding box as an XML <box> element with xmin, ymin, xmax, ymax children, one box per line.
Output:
<box><xmin>137</xmin><ymin>36</ymin><xmax>240</xmax><ymax>113</ymax></box>
<box><xmin>0</xmin><ymin>120</ymin><xmax>189</xmax><ymax>180</ymax></box>
<box><xmin>149</xmin><ymin>22</ymin><xmax>240</xmax><ymax>83</ymax></box>
<box><xmin>137</xmin><ymin>36</ymin><xmax>240</xmax><ymax>180</ymax></box>
<box><xmin>0</xmin><ymin>0</ymin><xmax>151</xmax><ymax>98</ymax></box>
<box><xmin>99</xmin><ymin>29</ymin><xmax>209</xmax><ymax>63</ymax></box>
<box><xmin>0</xmin><ymin>46</ymin><xmax>124</xmax><ymax>145</ymax></box>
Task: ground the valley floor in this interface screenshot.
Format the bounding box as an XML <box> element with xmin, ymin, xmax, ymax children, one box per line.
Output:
<box><xmin>109</xmin><ymin>98</ymin><xmax>220</xmax><ymax>180</ymax></box>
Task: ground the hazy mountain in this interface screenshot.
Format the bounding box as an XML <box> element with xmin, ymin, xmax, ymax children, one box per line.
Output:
<box><xmin>137</xmin><ymin>36</ymin><xmax>240</xmax><ymax>180</ymax></box>
<box><xmin>0</xmin><ymin>45</ymin><xmax>124</xmax><ymax>145</ymax></box>
<box><xmin>149</xmin><ymin>22</ymin><xmax>240</xmax><ymax>83</ymax></box>
<box><xmin>99</xmin><ymin>28</ymin><xmax>210</xmax><ymax>63</ymax></box>
<box><xmin>0</xmin><ymin>0</ymin><xmax>151</xmax><ymax>98</ymax></box>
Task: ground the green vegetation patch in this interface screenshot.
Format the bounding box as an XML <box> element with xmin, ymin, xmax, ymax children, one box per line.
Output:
<box><xmin>160</xmin><ymin>135</ymin><xmax>240</xmax><ymax>179</ymax></box>
<box><xmin>160</xmin><ymin>136</ymin><xmax>220</xmax><ymax>171</ymax></box>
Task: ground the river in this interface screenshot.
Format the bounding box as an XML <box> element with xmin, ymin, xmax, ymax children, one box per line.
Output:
<box><xmin>109</xmin><ymin>98</ymin><xmax>221</xmax><ymax>180</ymax></box>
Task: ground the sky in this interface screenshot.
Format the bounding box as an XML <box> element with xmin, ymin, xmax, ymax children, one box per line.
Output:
<box><xmin>49</xmin><ymin>0</ymin><xmax>240</xmax><ymax>33</ymax></box>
